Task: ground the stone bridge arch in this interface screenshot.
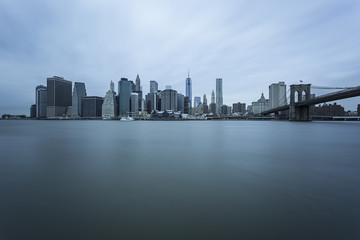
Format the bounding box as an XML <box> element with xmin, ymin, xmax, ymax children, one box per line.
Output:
<box><xmin>289</xmin><ymin>84</ymin><xmax>311</xmax><ymax>121</ymax></box>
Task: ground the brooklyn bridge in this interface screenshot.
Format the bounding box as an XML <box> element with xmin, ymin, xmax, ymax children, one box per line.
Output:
<box><xmin>261</xmin><ymin>84</ymin><xmax>360</xmax><ymax>121</ymax></box>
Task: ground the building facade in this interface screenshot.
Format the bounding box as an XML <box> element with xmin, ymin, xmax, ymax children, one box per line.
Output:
<box><xmin>35</xmin><ymin>85</ymin><xmax>47</xmax><ymax>118</ymax></box>
<box><xmin>146</xmin><ymin>93</ymin><xmax>158</xmax><ymax>113</ymax></box>
<box><xmin>102</xmin><ymin>81</ymin><xmax>118</xmax><ymax>118</ymax></box>
<box><xmin>252</xmin><ymin>93</ymin><xmax>270</xmax><ymax>115</ymax></box>
<box><xmin>233</xmin><ymin>102</ymin><xmax>246</xmax><ymax>114</ymax></box>
<box><xmin>46</xmin><ymin>76</ymin><xmax>72</xmax><ymax>118</ymax></box>
<box><xmin>313</xmin><ymin>103</ymin><xmax>345</xmax><ymax>116</ymax></box>
<box><xmin>184</xmin><ymin>96</ymin><xmax>190</xmax><ymax>114</ymax></box>
<box><xmin>118</xmin><ymin>78</ymin><xmax>131</xmax><ymax>116</ymax></box>
<box><xmin>269</xmin><ymin>82</ymin><xmax>287</xmax><ymax>109</ymax></box>
<box><xmin>72</xmin><ymin>82</ymin><xmax>87</xmax><ymax>117</ymax></box>
<box><xmin>161</xmin><ymin>89</ymin><xmax>177</xmax><ymax>111</ymax></box>
<box><xmin>82</xmin><ymin>96</ymin><xmax>103</xmax><ymax>118</ymax></box>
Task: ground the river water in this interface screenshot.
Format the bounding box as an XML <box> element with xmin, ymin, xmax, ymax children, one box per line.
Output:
<box><xmin>0</xmin><ymin>120</ymin><xmax>359</xmax><ymax>239</ymax></box>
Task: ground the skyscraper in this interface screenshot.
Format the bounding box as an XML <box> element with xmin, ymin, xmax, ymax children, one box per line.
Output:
<box><xmin>185</xmin><ymin>70</ymin><xmax>192</xmax><ymax>108</ymax></box>
<box><xmin>216</xmin><ymin>78</ymin><xmax>223</xmax><ymax>115</ymax></box>
<box><xmin>46</xmin><ymin>76</ymin><xmax>72</xmax><ymax>118</ymax></box>
<box><xmin>135</xmin><ymin>74</ymin><xmax>141</xmax><ymax>91</ymax></box>
<box><xmin>102</xmin><ymin>81</ymin><xmax>118</xmax><ymax>118</ymax></box>
<box><xmin>82</xmin><ymin>96</ymin><xmax>103</xmax><ymax>118</ymax></box>
<box><xmin>269</xmin><ymin>82</ymin><xmax>287</xmax><ymax>108</ymax></box>
<box><xmin>72</xmin><ymin>82</ymin><xmax>87</xmax><ymax>117</ymax></box>
<box><xmin>252</xmin><ymin>93</ymin><xmax>270</xmax><ymax>114</ymax></box>
<box><xmin>177</xmin><ymin>93</ymin><xmax>184</xmax><ymax>113</ymax></box>
<box><xmin>184</xmin><ymin>96</ymin><xmax>190</xmax><ymax>114</ymax></box>
<box><xmin>30</xmin><ymin>104</ymin><xmax>36</xmax><ymax>118</ymax></box>
<box><xmin>203</xmin><ymin>94</ymin><xmax>207</xmax><ymax>105</ymax></box>
<box><xmin>130</xmin><ymin>93</ymin><xmax>139</xmax><ymax>115</ymax></box>
<box><xmin>150</xmin><ymin>80</ymin><xmax>158</xmax><ymax>94</ymax></box>
<box><xmin>35</xmin><ymin>85</ymin><xmax>47</xmax><ymax>118</ymax></box>
<box><xmin>118</xmin><ymin>78</ymin><xmax>131</xmax><ymax>116</ymax></box>
<box><xmin>160</xmin><ymin>89</ymin><xmax>177</xmax><ymax>111</ymax></box>
<box><xmin>194</xmin><ymin>96</ymin><xmax>201</xmax><ymax>108</ymax></box>
<box><xmin>211</xmin><ymin>90</ymin><xmax>215</xmax><ymax>104</ymax></box>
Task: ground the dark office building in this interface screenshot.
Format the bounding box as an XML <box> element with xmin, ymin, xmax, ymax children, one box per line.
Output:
<box><xmin>177</xmin><ymin>93</ymin><xmax>184</xmax><ymax>113</ymax></box>
<box><xmin>47</xmin><ymin>76</ymin><xmax>72</xmax><ymax>118</ymax></box>
<box><xmin>160</xmin><ymin>89</ymin><xmax>177</xmax><ymax>111</ymax></box>
<box><xmin>36</xmin><ymin>85</ymin><xmax>47</xmax><ymax>118</ymax></box>
<box><xmin>233</xmin><ymin>102</ymin><xmax>246</xmax><ymax>114</ymax></box>
<box><xmin>30</xmin><ymin>104</ymin><xmax>36</xmax><ymax>118</ymax></box>
<box><xmin>209</xmin><ymin>103</ymin><xmax>216</xmax><ymax>115</ymax></box>
<box><xmin>184</xmin><ymin>96</ymin><xmax>190</xmax><ymax>114</ymax></box>
<box><xmin>118</xmin><ymin>78</ymin><xmax>131</xmax><ymax>116</ymax></box>
<box><xmin>82</xmin><ymin>96</ymin><xmax>104</xmax><ymax>118</ymax></box>
<box><xmin>146</xmin><ymin>93</ymin><xmax>158</xmax><ymax>113</ymax></box>
<box><xmin>358</xmin><ymin>104</ymin><xmax>360</xmax><ymax>116</ymax></box>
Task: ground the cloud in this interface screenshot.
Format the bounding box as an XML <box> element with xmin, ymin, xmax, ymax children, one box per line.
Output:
<box><xmin>1</xmin><ymin>0</ymin><xmax>360</xmax><ymax>114</ymax></box>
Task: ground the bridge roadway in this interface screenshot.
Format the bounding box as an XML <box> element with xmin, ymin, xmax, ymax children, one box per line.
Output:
<box><xmin>261</xmin><ymin>86</ymin><xmax>360</xmax><ymax>115</ymax></box>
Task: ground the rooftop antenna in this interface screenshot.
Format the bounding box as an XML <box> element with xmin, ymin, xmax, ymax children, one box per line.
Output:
<box><xmin>188</xmin><ymin>68</ymin><xmax>190</xmax><ymax>78</ymax></box>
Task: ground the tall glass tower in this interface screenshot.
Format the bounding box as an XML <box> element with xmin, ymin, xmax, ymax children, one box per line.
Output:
<box><xmin>118</xmin><ymin>78</ymin><xmax>131</xmax><ymax>116</ymax></box>
<box><xmin>185</xmin><ymin>70</ymin><xmax>192</xmax><ymax>108</ymax></box>
<box><xmin>35</xmin><ymin>85</ymin><xmax>47</xmax><ymax>118</ymax></box>
<box><xmin>216</xmin><ymin>78</ymin><xmax>223</xmax><ymax>115</ymax></box>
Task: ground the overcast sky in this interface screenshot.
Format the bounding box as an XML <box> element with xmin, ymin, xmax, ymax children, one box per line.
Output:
<box><xmin>1</xmin><ymin>0</ymin><xmax>360</xmax><ymax>115</ymax></box>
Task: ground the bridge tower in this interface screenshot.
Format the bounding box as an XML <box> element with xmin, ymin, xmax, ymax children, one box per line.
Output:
<box><xmin>289</xmin><ymin>84</ymin><xmax>311</xmax><ymax>121</ymax></box>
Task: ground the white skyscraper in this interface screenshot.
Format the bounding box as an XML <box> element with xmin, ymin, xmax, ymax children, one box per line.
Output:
<box><xmin>216</xmin><ymin>78</ymin><xmax>223</xmax><ymax>115</ymax></box>
<box><xmin>130</xmin><ymin>93</ymin><xmax>139</xmax><ymax>115</ymax></box>
<box><xmin>211</xmin><ymin>90</ymin><xmax>215</xmax><ymax>104</ymax></box>
<box><xmin>102</xmin><ymin>81</ymin><xmax>118</xmax><ymax>118</ymax></box>
<box><xmin>269</xmin><ymin>82</ymin><xmax>287</xmax><ymax>109</ymax></box>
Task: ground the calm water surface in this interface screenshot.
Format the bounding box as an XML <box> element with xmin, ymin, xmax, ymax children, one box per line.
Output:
<box><xmin>0</xmin><ymin>120</ymin><xmax>360</xmax><ymax>239</ymax></box>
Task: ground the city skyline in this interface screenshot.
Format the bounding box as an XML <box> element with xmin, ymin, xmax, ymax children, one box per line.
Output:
<box><xmin>1</xmin><ymin>0</ymin><xmax>360</xmax><ymax>115</ymax></box>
